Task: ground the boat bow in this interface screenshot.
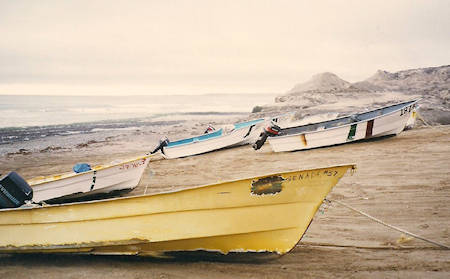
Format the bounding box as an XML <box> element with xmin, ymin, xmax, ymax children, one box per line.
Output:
<box><xmin>0</xmin><ymin>164</ymin><xmax>355</xmax><ymax>256</ymax></box>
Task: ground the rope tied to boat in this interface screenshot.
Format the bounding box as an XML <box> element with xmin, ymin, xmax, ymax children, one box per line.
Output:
<box><xmin>416</xmin><ymin>111</ymin><xmax>434</xmax><ymax>127</ymax></box>
<box><xmin>415</xmin><ymin>112</ymin><xmax>448</xmax><ymax>133</ymax></box>
<box><xmin>323</xmin><ymin>198</ymin><xmax>449</xmax><ymax>250</ymax></box>
<box><xmin>143</xmin><ymin>168</ymin><xmax>155</xmax><ymax>195</ymax></box>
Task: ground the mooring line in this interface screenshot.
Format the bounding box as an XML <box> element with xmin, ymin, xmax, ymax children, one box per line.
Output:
<box><xmin>416</xmin><ymin>111</ymin><xmax>433</xmax><ymax>127</ymax></box>
<box><xmin>415</xmin><ymin>112</ymin><xmax>449</xmax><ymax>134</ymax></box>
<box><xmin>143</xmin><ymin>168</ymin><xmax>155</xmax><ymax>195</ymax></box>
<box><xmin>325</xmin><ymin>198</ymin><xmax>449</xmax><ymax>249</ymax></box>
<box><xmin>297</xmin><ymin>242</ymin><xmax>441</xmax><ymax>250</ymax></box>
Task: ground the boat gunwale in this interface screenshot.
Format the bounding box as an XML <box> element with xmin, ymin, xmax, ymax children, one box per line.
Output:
<box><xmin>0</xmin><ymin>163</ymin><xmax>356</xmax><ymax>213</ymax></box>
<box><xmin>28</xmin><ymin>155</ymin><xmax>152</xmax><ymax>187</ymax></box>
<box><xmin>232</xmin><ymin>118</ymin><xmax>265</xmax><ymax>130</ymax></box>
<box><xmin>270</xmin><ymin>99</ymin><xmax>420</xmax><ymax>140</ymax></box>
<box><xmin>164</xmin><ymin>128</ymin><xmax>241</xmax><ymax>150</ymax></box>
<box><xmin>165</xmin><ymin>128</ymin><xmax>224</xmax><ymax>148</ymax></box>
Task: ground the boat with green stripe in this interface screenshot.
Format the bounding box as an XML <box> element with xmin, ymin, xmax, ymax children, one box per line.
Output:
<box><xmin>255</xmin><ymin>99</ymin><xmax>419</xmax><ymax>152</ymax></box>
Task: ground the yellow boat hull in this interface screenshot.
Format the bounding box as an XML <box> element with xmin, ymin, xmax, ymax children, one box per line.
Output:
<box><xmin>0</xmin><ymin>164</ymin><xmax>355</xmax><ymax>255</ymax></box>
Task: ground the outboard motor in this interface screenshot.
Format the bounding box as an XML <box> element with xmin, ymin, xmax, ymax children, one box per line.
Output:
<box><xmin>0</xmin><ymin>172</ymin><xmax>33</xmax><ymax>209</ymax></box>
<box><xmin>252</xmin><ymin>123</ymin><xmax>281</xmax><ymax>150</ymax></box>
<box><xmin>150</xmin><ymin>137</ymin><xmax>170</xmax><ymax>154</ymax></box>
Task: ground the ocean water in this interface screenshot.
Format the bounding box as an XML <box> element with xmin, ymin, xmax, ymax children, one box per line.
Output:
<box><xmin>0</xmin><ymin>94</ymin><xmax>275</xmax><ymax>149</ymax></box>
<box><xmin>0</xmin><ymin>94</ymin><xmax>276</xmax><ymax>128</ymax></box>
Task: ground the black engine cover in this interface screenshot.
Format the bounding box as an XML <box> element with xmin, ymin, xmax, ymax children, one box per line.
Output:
<box><xmin>0</xmin><ymin>172</ymin><xmax>33</xmax><ymax>209</ymax></box>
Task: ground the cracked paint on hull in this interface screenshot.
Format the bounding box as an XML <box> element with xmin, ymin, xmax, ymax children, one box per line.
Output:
<box><xmin>251</xmin><ymin>175</ymin><xmax>285</xmax><ymax>195</ymax></box>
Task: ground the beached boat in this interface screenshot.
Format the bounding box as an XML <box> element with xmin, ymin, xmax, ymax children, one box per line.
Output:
<box><xmin>153</xmin><ymin>119</ymin><xmax>264</xmax><ymax>159</ymax></box>
<box><xmin>254</xmin><ymin>99</ymin><xmax>419</xmax><ymax>152</ymax></box>
<box><xmin>27</xmin><ymin>155</ymin><xmax>151</xmax><ymax>203</ymax></box>
<box><xmin>0</xmin><ymin>164</ymin><xmax>355</xmax><ymax>256</ymax></box>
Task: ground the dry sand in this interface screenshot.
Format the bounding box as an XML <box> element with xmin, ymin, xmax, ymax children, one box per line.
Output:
<box><xmin>0</xmin><ymin>125</ymin><xmax>449</xmax><ymax>278</ymax></box>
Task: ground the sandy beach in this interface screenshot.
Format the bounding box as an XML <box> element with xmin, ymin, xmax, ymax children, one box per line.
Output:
<box><xmin>1</xmin><ymin>0</ymin><xmax>449</xmax><ymax>277</ymax></box>
<box><xmin>0</xmin><ymin>125</ymin><xmax>449</xmax><ymax>278</ymax></box>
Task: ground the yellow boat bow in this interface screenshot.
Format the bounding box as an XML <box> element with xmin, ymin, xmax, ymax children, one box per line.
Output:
<box><xmin>0</xmin><ymin>164</ymin><xmax>355</xmax><ymax>256</ymax></box>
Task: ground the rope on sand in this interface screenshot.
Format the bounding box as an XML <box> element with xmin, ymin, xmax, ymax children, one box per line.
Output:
<box><xmin>146</xmin><ymin>152</ymin><xmax>166</xmax><ymax>161</ymax></box>
<box><xmin>297</xmin><ymin>242</ymin><xmax>442</xmax><ymax>250</ymax></box>
<box><xmin>143</xmin><ymin>168</ymin><xmax>155</xmax><ymax>195</ymax></box>
<box><xmin>416</xmin><ymin>111</ymin><xmax>441</xmax><ymax>129</ymax></box>
<box><xmin>325</xmin><ymin>199</ymin><xmax>449</xmax><ymax>250</ymax></box>
<box><xmin>416</xmin><ymin>111</ymin><xmax>434</xmax><ymax>127</ymax></box>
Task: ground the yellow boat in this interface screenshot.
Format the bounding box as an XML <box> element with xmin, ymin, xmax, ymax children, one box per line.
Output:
<box><xmin>0</xmin><ymin>164</ymin><xmax>355</xmax><ymax>256</ymax></box>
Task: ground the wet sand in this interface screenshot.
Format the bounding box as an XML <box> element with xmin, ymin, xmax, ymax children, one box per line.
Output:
<box><xmin>0</xmin><ymin>126</ymin><xmax>449</xmax><ymax>278</ymax></box>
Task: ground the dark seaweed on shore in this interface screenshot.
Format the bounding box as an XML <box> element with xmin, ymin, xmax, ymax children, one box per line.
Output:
<box><xmin>0</xmin><ymin>118</ymin><xmax>181</xmax><ymax>145</ymax></box>
<box><xmin>0</xmin><ymin>111</ymin><xmax>246</xmax><ymax>145</ymax></box>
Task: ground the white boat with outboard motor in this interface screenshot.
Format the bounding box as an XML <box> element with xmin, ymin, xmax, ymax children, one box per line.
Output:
<box><xmin>1</xmin><ymin>155</ymin><xmax>151</xmax><ymax>204</ymax></box>
<box><xmin>151</xmin><ymin>119</ymin><xmax>265</xmax><ymax>159</ymax></box>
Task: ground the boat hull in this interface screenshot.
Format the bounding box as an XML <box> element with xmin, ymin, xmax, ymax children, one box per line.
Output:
<box><xmin>163</xmin><ymin>126</ymin><xmax>256</xmax><ymax>159</ymax></box>
<box><xmin>29</xmin><ymin>156</ymin><xmax>150</xmax><ymax>203</ymax></box>
<box><xmin>0</xmin><ymin>164</ymin><xmax>355</xmax><ymax>255</ymax></box>
<box><xmin>268</xmin><ymin>101</ymin><xmax>418</xmax><ymax>152</ymax></box>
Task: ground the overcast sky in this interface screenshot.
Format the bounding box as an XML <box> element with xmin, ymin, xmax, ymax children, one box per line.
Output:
<box><xmin>0</xmin><ymin>0</ymin><xmax>449</xmax><ymax>95</ymax></box>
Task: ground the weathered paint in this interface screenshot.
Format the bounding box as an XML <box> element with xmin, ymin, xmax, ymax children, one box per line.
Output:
<box><xmin>0</xmin><ymin>164</ymin><xmax>355</xmax><ymax>256</ymax></box>
<box><xmin>365</xmin><ymin>119</ymin><xmax>374</xmax><ymax>138</ymax></box>
<box><xmin>300</xmin><ymin>134</ymin><xmax>307</xmax><ymax>146</ymax></box>
<box><xmin>251</xmin><ymin>175</ymin><xmax>285</xmax><ymax>195</ymax></box>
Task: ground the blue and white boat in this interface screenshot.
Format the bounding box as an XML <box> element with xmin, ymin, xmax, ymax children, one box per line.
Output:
<box><xmin>153</xmin><ymin>119</ymin><xmax>265</xmax><ymax>158</ymax></box>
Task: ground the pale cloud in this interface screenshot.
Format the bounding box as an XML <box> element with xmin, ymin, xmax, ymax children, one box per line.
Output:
<box><xmin>0</xmin><ymin>0</ymin><xmax>449</xmax><ymax>95</ymax></box>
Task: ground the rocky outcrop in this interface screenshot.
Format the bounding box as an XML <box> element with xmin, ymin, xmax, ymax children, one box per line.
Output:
<box><xmin>286</xmin><ymin>72</ymin><xmax>351</xmax><ymax>94</ymax></box>
<box><xmin>273</xmin><ymin>72</ymin><xmax>365</xmax><ymax>112</ymax></box>
<box><xmin>364</xmin><ymin>65</ymin><xmax>449</xmax><ymax>124</ymax></box>
<box><xmin>366</xmin><ymin>66</ymin><xmax>449</xmax><ymax>94</ymax></box>
<box><xmin>347</xmin><ymin>81</ymin><xmax>385</xmax><ymax>92</ymax></box>
<box><xmin>254</xmin><ymin>65</ymin><xmax>450</xmax><ymax>125</ymax></box>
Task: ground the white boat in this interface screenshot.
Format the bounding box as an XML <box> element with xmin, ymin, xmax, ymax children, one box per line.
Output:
<box><xmin>27</xmin><ymin>155</ymin><xmax>151</xmax><ymax>203</ymax></box>
<box><xmin>155</xmin><ymin>119</ymin><xmax>264</xmax><ymax>159</ymax></box>
<box><xmin>261</xmin><ymin>99</ymin><xmax>419</xmax><ymax>152</ymax></box>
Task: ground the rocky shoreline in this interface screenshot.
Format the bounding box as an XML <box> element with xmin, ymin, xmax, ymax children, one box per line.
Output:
<box><xmin>251</xmin><ymin>65</ymin><xmax>449</xmax><ymax>126</ymax></box>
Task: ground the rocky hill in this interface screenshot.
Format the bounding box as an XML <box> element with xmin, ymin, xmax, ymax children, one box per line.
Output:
<box><xmin>286</xmin><ymin>72</ymin><xmax>351</xmax><ymax>94</ymax></box>
<box><xmin>366</xmin><ymin>66</ymin><xmax>449</xmax><ymax>94</ymax></box>
<box><xmin>254</xmin><ymin>65</ymin><xmax>449</xmax><ymax>125</ymax></box>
